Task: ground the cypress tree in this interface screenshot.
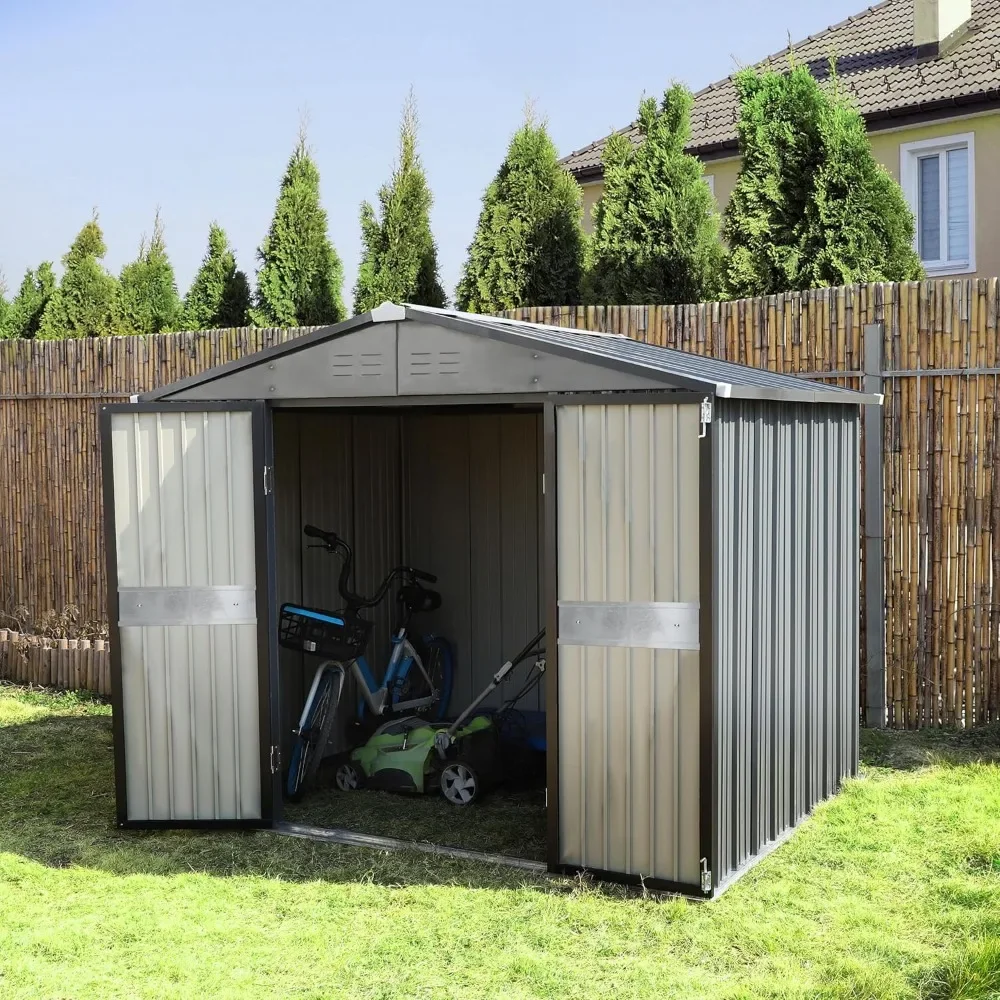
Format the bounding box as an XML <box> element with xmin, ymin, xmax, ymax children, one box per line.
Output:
<box><xmin>251</xmin><ymin>130</ymin><xmax>345</xmax><ymax>326</ymax></box>
<box><xmin>38</xmin><ymin>217</ymin><xmax>118</xmax><ymax>339</ymax></box>
<box><xmin>182</xmin><ymin>223</ymin><xmax>251</xmax><ymax>330</ymax></box>
<box><xmin>586</xmin><ymin>85</ymin><xmax>725</xmax><ymax>304</ymax></box>
<box><xmin>353</xmin><ymin>94</ymin><xmax>446</xmax><ymax>313</ymax></box>
<box><xmin>3</xmin><ymin>264</ymin><xmax>56</xmax><ymax>339</ymax></box>
<box><xmin>724</xmin><ymin>63</ymin><xmax>923</xmax><ymax>297</ymax></box>
<box><xmin>116</xmin><ymin>210</ymin><xmax>183</xmax><ymax>335</ymax></box>
<box><xmin>456</xmin><ymin>110</ymin><xmax>584</xmax><ymax>313</ymax></box>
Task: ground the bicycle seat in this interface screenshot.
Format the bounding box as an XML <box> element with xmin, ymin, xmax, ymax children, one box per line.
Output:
<box><xmin>398</xmin><ymin>584</ymin><xmax>441</xmax><ymax>614</ymax></box>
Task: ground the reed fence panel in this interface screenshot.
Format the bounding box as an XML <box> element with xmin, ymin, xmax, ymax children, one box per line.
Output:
<box><xmin>2</xmin><ymin>283</ymin><xmax>998</xmax><ymax>726</ymax></box>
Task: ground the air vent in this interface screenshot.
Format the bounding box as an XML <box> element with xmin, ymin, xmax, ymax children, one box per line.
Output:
<box><xmin>406</xmin><ymin>350</ymin><xmax>462</xmax><ymax>377</ymax></box>
<box><xmin>331</xmin><ymin>352</ymin><xmax>385</xmax><ymax>378</ymax></box>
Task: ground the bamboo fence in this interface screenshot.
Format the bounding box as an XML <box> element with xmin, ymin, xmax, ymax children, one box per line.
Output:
<box><xmin>506</xmin><ymin>280</ymin><xmax>1000</xmax><ymax>729</ymax></box>
<box><xmin>1</xmin><ymin>281</ymin><xmax>998</xmax><ymax>727</ymax></box>
<box><xmin>0</xmin><ymin>630</ymin><xmax>111</xmax><ymax>696</ymax></box>
<box><xmin>0</xmin><ymin>326</ymin><xmax>314</xmax><ymax>626</ymax></box>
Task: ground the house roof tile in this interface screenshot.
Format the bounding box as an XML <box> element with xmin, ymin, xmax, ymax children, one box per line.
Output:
<box><xmin>562</xmin><ymin>0</ymin><xmax>1000</xmax><ymax>178</ymax></box>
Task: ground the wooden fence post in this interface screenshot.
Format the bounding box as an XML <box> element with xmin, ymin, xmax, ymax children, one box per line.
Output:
<box><xmin>863</xmin><ymin>321</ymin><xmax>886</xmax><ymax>727</ymax></box>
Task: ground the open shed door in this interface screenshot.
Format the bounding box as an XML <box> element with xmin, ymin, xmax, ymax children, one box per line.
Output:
<box><xmin>552</xmin><ymin>402</ymin><xmax>703</xmax><ymax>891</ymax></box>
<box><xmin>103</xmin><ymin>403</ymin><xmax>276</xmax><ymax>827</ymax></box>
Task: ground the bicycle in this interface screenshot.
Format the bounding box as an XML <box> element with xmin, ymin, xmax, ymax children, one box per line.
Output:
<box><xmin>279</xmin><ymin>525</ymin><xmax>454</xmax><ymax>800</ymax></box>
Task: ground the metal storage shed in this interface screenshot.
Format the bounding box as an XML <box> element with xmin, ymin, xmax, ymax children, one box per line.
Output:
<box><xmin>100</xmin><ymin>302</ymin><xmax>876</xmax><ymax>898</ymax></box>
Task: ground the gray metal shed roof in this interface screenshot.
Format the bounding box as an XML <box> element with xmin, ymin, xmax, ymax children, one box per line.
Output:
<box><xmin>141</xmin><ymin>302</ymin><xmax>879</xmax><ymax>405</ymax></box>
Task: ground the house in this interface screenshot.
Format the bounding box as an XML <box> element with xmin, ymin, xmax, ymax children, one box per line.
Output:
<box><xmin>561</xmin><ymin>0</ymin><xmax>1000</xmax><ymax>279</ymax></box>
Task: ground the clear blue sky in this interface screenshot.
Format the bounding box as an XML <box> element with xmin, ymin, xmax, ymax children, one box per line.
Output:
<box><xmin>0</xmin><ymin>0</ymin><xmax>862</xmax><ymax>308</ymax></box>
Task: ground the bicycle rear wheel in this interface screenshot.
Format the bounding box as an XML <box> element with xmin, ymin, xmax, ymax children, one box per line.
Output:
<box><xmin>394</xmin><ymin>637</ymin><xmax>454</xmax><ymax>721</ymax></box>
<box><xmin>286</xmin><ymin>666</ymin><xmax>344</xmax><ymax>801</ymax></box>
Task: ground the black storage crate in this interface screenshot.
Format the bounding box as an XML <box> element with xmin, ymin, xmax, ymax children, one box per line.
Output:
<box><xmin>278</xmin><ymin>604</ymin><xmax>372</xmax><ymax>661</ymax></box>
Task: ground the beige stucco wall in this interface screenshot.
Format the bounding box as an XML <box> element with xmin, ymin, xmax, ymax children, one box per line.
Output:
<box><xmin>868</xmin><ymin>113</ymin><xmax>1000</xmax><ymax>280</ymax></box>
<box><xmin>576</xmin><ymin>111</ymin><xmax>1000</xmax><ymax>279</ymax></box>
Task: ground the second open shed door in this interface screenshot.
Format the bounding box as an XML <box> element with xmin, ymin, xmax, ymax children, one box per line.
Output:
<box><xmin>104</xmin><ymin>404</ymin><xmax>276</xmax><ymax>827</ymax></box>
<box><xmin>554</xmin><ymin>402</ymin><xmax>702</xmax><ymax>889</ymax></box>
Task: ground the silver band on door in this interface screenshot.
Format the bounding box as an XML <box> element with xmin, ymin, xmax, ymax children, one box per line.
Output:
<box><xmin>118</xmin><ymin>586</ymin><xmax>257</xmax><ymax>627</ymax></box>
<box><xmin>557</xmin><ymin>601</ymin><xmax>699</xmax><ymax>650</ymax></box>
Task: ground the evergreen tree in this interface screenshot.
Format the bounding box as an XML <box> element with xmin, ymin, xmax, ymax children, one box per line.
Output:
<box><xmin>724</xmin><ymin>63</ymin><xmax>923</xmax><ymax>297</ymax></box>
<box><xmin>0</xmin><ymin>278</ymin><xmax>7</xmax><ymax>337</ymax></box>
<box><xmin>586</xmin><ymin>85</ymin><xmax>725</xmax><ymax>304</ymax></box>
<box><xmin>456</xmin><ymin>110</ymin><xmax>584</xmax><ymax>312</ymax></box>
<box><xmin>38</xmin><ymin>218</ymin><xmax>118</xmax><ymax>339</ymax></box>
<box><xmin>251</xmin><ymin>130</ymin><xmax>345</xmax><ymax>326</ymax></box>
<box><xmin>116</xmin><ymin>210</ymin><xmax>183</xmax><ymax>335</ymax></box>
<box><xmin>353</xmin><ymin>94</ymin><xmax>446</xmax><ymax>313</ymax></box>
<box><xmin>3</xmin><ymin>264</ymin><xmax>56</xmax><ymax>339</ymax></box>
<box><xmin>182</xmin><ymin>223</ymin><xmax>251</xmax><ymax>329</ymax></box>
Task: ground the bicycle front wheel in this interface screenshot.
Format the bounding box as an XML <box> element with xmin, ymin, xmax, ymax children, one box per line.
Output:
<box><xmin>286</xmin><ymin>667</ymin><xmax>343</xmax><ymax>801</ymax></box>
<box><xmin>395</xmin><ymin>637</ymin><xmax>454</xmax><ymax>721</ymax></box>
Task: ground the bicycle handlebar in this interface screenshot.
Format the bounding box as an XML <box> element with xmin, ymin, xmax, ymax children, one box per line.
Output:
<box><xmin>302</xmin><ymin>526</ymin><xmax>436</xmax><ymax>610</ymax></box>
<box><xmin>303</xmin><ymin>524</ymin><xmax>339</xmax><ymax>545</ymax></box>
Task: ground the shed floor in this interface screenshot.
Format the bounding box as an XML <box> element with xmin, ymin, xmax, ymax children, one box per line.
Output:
<box><xmin>283</xmin><ymin>762</ymin><xmax>547</xmax><ymax>862</ymax></box>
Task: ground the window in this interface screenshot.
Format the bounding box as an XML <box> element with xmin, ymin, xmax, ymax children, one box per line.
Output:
<box><xmin>900</xmin><ymin>133</ymin><xmax>975</xmax><ymax>274</ymax></box>
<box><xmin>705</xmin><ymin>174</ymin><xmax>716</xmax><ymax>197</ymax></box>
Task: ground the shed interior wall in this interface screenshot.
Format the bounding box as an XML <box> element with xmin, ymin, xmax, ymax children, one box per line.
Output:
<box><xmin>272</xmin><ymin>407</ymin><xmax>544</xmax><ymax>756</ymax></box>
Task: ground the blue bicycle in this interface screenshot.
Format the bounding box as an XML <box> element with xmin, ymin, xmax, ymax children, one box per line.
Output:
<box><xmin>280</xmin><ymin>525</ymin><xmax>454</xmax><ymax>800</ymax></box>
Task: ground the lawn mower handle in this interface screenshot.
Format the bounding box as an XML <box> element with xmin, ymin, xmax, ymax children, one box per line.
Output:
<box><xmin>440</xmin><ymin>628</ymin><xmax>545</xmax><ymax>745</ymax></box>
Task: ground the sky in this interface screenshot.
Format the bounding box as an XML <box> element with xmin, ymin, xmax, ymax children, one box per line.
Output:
<box><xmin>0</xmin><ymin>0</ymin><xmax>864</xmax><ymax>308</ymax></box>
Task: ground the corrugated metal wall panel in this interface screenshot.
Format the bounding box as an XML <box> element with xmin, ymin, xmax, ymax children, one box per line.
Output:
<box><xmin>111</xmin><ymin>411</ymin><xmax>260</xmax><ymax>822</ymax></box>
<box><xmin>275</xmin><ymin>412</ymin><xmax>400</xmax><ymax>753</ymax></box>
<box><xmin>556</xmin><ymin>403</ymin><xmax>700</xmax><ymax>885</ymax></box>
<box><xmin>274</xmin><ymin>410</ymin><xmax>544</xmax><ymax>741</ymax></box>
<box><xmin>404</xmin><ymin>412</ymin><xmax>544</xmax><ymax>712</ymax></box>
<box><xmin>713</xmin><ymin>400</ymin><xmax>859</xmax><ymax>890</ymax></box>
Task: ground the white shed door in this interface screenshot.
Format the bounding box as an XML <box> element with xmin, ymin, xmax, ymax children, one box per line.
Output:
<box><xmin>555</xmin><ymin>403</ymin><xmax>702</xmax><ymax>886</ymax></box>
<box><xmin>109</xmin><ymin>407</ymin><xmax>265</xmax><ymax>823</ymax></box>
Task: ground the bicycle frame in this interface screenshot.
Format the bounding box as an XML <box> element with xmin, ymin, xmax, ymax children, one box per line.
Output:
<box><xmin>351</xmin><ymin>627</ymin><xmax>438</xmax><ymax>716</ymax></box>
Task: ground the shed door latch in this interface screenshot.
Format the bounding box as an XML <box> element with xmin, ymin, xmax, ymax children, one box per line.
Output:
<box><xmin>270</xmin><ymin>745</ymin><xmax>281</xmax><ymax>774</ymax></box>
<box><xmin>700</xmin><ymin>857</ymin><xmax>712</xmax><ymax>894</ymax></box>
<box><xmin>698</xmin><ymin>397</ymin><xmax>713</xmax><ymax>439</ymax></box>
<box><xmin>263</xmin><ymin>465</ymin><xmax>274</xmax><ymax>495</ymax></box>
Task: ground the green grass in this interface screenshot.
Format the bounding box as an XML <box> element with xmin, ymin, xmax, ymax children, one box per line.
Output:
<box><xmin>1</xmin><ymin>681</ymin><xmax>999</xmax><ymax>999</ymax></box>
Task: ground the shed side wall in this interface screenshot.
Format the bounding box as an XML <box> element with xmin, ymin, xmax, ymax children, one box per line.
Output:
<box><xmin>556</xmin><ymin>403</ymin><xmax>701</xmax><ymax>885</ymax></box>
<box><xmin>712</xmin><ymin>399</ymin><xmax>859</xmax><ymax>890</ymax></box>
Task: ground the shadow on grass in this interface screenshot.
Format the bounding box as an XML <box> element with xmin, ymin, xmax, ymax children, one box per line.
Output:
<box><xmin>860</xmin><ymin>723</ymin><xmax>1000</xmax><ymax>772</ymax></box>
<box><xmin>0</xmin><ymin>709</ymin><xmax>607</xmax><ymax>897</ymax></box>
<box><xmin>283</xmin><ymin>755</ymin><xmax>547</xmax><ymax>863</ymax></box>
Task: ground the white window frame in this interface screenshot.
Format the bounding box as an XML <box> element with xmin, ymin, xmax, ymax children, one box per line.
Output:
<box><xmin>704</xmin><ymin>174</ymin><xmax>715</xmax><ymax>197</ymax></box>
<box><xmin>899</xmin><ymin>132</ymin><xmax>976</xmax><ymax>275</ymax></box>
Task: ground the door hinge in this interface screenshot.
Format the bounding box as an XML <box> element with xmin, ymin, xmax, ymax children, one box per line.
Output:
<box><xmin>698</xmin><ymin>397</ymin><xmax>713</xmax><ymax>439</ymax></box>
<box><xmin>700</xmin><ymin>857</ymin><xmax>712</xmax><ymax>894</ymax></box>
<box><xmin>263</xmin><ymin>465</ymin><xmax>274</xmax><ymax>495</ymax></box>
<box><xmin>270</xmin><ymin>745</ymin><xmax>281</xmax><ymax>774</ymax></box>
<box><xmin>541</xmin><ymin>472</ymin><xmax>546</xmax><ymax>495</ymax></box>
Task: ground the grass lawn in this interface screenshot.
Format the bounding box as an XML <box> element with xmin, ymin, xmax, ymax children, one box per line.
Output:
<box><xmin>1</xmin><ymin>683</ymin><xmax>999</xmax><ymax>999</ymax></box>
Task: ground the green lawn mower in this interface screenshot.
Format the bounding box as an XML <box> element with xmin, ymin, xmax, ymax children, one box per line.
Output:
<box><xmin>334</xmin><ymin>629</ymin><xmax>545</xmax><ymax>806</ymax></box>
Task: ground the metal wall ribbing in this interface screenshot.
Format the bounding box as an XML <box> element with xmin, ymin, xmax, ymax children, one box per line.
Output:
<box><xmin>110</xmin><ymin>410</ymin><xmax>261</xmax><ymax>822</ymax></box>
<box><xmin>712</xmin><ymin>399</ymin><xmax>859</xmax><ymax>890</ymax></box>
<box><xmin>556</xmin><ymin>403</ymin><xmax>701</xmax><ymax>885</ymax></box>
<box><xmin>273</xmin><ymin>409</ymin><xmax>544</xmax><ymax>746</ymax></box>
